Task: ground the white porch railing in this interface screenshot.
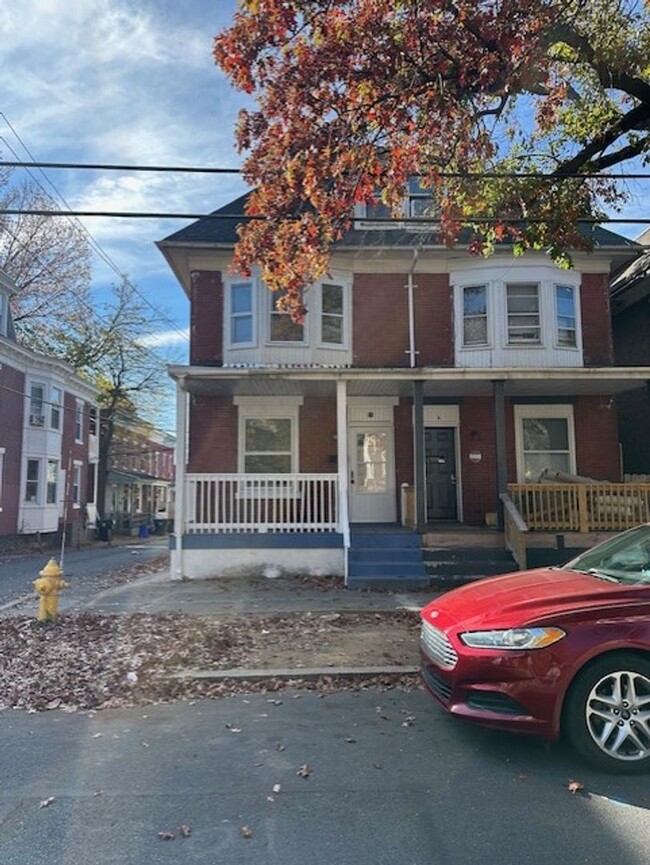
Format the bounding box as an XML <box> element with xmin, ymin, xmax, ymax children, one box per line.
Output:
<box><xmin>185</xmin><ymin>473</ymin><xmax>339</xmax><ymax>533</ymax></box>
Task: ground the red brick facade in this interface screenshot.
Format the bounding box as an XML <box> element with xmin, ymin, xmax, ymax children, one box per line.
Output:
<box><xmin>580</xmin><ymin>274</ymin><xmax>614</xmax><ymax>366</ymax></box>
<box><xmin>190</xmin><ymin>270</ymin><xmax>224</xmax><ymax>366</ymax></box>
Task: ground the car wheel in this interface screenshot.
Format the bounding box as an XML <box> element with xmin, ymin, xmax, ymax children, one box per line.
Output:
<box><xmin>565</xmin><ymin>653</ymin><xmax>650</xmax><ymax>774</ymax></box>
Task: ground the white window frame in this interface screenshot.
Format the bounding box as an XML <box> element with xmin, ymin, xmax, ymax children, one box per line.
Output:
<box><xmin>46</xmin><ymin>458</ymin><xmax>59</xmax><ymax>505</ymax></box>
<box><xmin>75</xmin><ymin>399</ymin><xmax>84</xmax><ymax>443</ymax></box>
<box><xmin>554</xmin><ymin>283</ymin><xmax>579</xmax><ymax>349</ymax></box>
<box><xmin>72</xmin><ymin>461</ymin><xmax>82</xmax><ymax>508</ymax></box>
<box><xmin>317</xmin><ymin>279</ymin><xmax>350</xmax><ymax>350</ymax></box>
<box><xmin>505</xmin><ymin>282</ymin><xmax>542</xmax><ymax>345</ymax></box>
<box><xmin>89</xmin><ymin>405</ymin><xmax>98</xmax><ymax>436</ymax></box>
<box><xmin>267</xmin><ymin>288</ymin><xmax>307</xmax><ymax>345</ymax></box>
<box><xmin>24</xmin><ymin>458</ymin><xmax>41</xmax><ymax>504</ymax></box>
<box><xmin>514</xmin><ymin>404</ymin><xmax>576</xmax><ymax>483</ymax></box>
<box><xmin>29</xmin><ymin>382</ymin><xmax>46</xmax><ymax>427</ymax></box>
<box><xmin>225</xmin><ymin>278</ymin><xmax>257</xmax><ymax>349</ymax></box>
<box><xmin>235</xmin><ymin>396</ymin><xmax>302</xmax><ymax>475</ymax></box>
<box><xmin>50</xmin><ymin>385</ymin><xmax>63</xmax><ymax>431</ymax></box>
<box><xmin>460</xmin><ymin>284</ymin><xmax>490</xmax><ymax>348</ymax></box>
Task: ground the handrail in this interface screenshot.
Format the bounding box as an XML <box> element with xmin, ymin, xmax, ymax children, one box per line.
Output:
<box><xmin>500</xmin><ymin>492</ymin><xmax>528</xmax><ymax>570</ymax></box>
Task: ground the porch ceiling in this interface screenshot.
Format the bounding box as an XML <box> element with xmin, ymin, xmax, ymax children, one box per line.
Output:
<box><xmin>169</xmin><ymin>365</ymin><xmax>650</xmax><ymax>399</ymax></box>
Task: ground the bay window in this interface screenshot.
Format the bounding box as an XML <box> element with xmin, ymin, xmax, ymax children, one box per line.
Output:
<box><xmin>555</xmin><ymin>285</ymin><xmax>577</xmax><ymax>347</ymax></box>
<box><xmin>229</xmin><ymin>281</ymin><xmax>254</xmax><ymax>346</ymax></box>
<box><xmin>25</xmin><ymin>459</ymin><xmax>40</xmax><ymax>503</ymax></box>
<box><xmin>270</xmin><ymin>289</ymin><xmax>304</xmax><ymax>343</ymax></box>
<box><xmin>321</xmin><ymin>283</ymin><xmax>344</xmax><ymax>346</ymax></box>
<box><xmin>46</xmin><ymin>459</ymin><xmax>58</xmax><ymax>505</ymax></box>
<box><xmin>462</xmin><ymin>285</ymin><xmax>488</xmax><ymax>346</ymax></box>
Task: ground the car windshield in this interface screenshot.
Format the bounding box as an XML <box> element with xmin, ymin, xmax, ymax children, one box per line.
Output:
<box><xmin>566</xmin><ymin>524</ymin><xmax>650</xmax><ymax>585</ymax></box>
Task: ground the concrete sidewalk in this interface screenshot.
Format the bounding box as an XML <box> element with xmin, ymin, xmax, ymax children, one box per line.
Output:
<box><xmin>80</xmin><ymin>569</ymin><xmax>438</xmax><ymax>617</ymax></box>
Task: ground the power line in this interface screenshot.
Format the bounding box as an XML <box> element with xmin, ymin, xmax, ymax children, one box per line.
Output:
<box><xmin>0</xmin><ymin>118</ymin><xmax>189</xmax><ymax>344</ymax></box>
<box><xmin>2</xmin><ymin>159</ymin><xmax>650</xmax><ymax>180</ymax></box>
<box><xmin>2</xmin><ymin>207</ymin><xmax>650</xmax><ymax>226</ymax></box>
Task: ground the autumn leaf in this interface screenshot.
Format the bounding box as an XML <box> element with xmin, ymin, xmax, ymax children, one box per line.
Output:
<box><xmin>297</xmin><ymin>764</ymin><xmax>313</xmax><ymax>778</ymax></box>
<box><xmin>158</xmin><ymin>831</ymin><xmax>175</xmax><ymax>841</ymax></box>
<box><xmin>567</xmin><ymin>779</ymin><xmax>585</xmax><ymax>794</ymax></box>
<box><xmin>240</xmin><ymin>825</ymin><xmax>254</xmax><ymax>839</ymax></box>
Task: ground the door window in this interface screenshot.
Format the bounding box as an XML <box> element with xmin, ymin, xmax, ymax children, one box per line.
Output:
<box><xmin>354</xmin><ymin>432</ymin><xmax>388</xmax><ymax>493</ymax></box>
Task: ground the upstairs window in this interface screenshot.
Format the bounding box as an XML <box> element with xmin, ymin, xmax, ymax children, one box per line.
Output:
<box><xmin>89</xmin><ymin>406</ymin><xmax>98</xmax><ymax>436</ymax></box>
<box><xmin>29</xmin><ymin>383</ymin><xmax>46</xmax><ymax>427</ymax></box>
<box><xmin>406</xmin><ymin>177</ymin><xmax>435</xmax><ymax>218</ymax></box>
<box><xmin>269</xmin><ymin>290</ymin><xmax>304</xmax><ymax>343</ymax></box>
<box><xmin>462</xmin><ymin>285</ymin><xmax>488</xmax><ymax>346</ymax></box>
<box><xmin>230</xmin><ymin>282</ymin><xmax>254</xmax><ymax>346</ymax></box>
<box><xmin>555</xmin><ymin>285</ymin><xmax>577</xmax><ymax>347</ymax></box>
<box><xmin>75</xmin><ymin>400</ymin><xmax>84</xmax><ymax>443</ymax></box>
<box><xmin>321</xmin><ymin>283</ymin><xmax>344</xmax><ymax>345</ymax></box>
<box><xmin>506</xmin><ymin>283</ymin><xmax>541</xmax><ymax>344</ymax></box>
<box><xmin>50</xmin><ymin>387</ymin><xmax>62</xmax><ymax>431</ymax></box>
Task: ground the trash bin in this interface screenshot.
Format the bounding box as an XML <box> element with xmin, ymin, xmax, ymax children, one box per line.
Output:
<box><xmin>138</xmin><ymin>524</ymin><xmax>149</xmax><ymax>539</ymax></box>
<box><xmin>96</xmin><ymin>518</ymin><xmax>113</xmax><ymax>542</ymax></box>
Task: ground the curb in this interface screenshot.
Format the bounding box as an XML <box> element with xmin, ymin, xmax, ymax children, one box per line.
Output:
<box><xmin>170</xmin><ymin>665</ymin><xmax>420</xmax><ymax>682</ymax></box>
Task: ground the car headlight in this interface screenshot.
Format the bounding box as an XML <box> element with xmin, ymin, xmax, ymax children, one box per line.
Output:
<box><xmin>459</xmin><ymin>627</ymin><xmax>566</xmax><ymax>650</ymax></box>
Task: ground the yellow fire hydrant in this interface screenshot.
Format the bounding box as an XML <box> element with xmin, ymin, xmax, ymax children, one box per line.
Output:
<box><xmin>34</xmin><ymin>559</ymin><xmax>68</xmax><ymax>622</ymax></box>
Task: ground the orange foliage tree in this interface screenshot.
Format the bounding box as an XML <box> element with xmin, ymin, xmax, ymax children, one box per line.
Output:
<box><xmin>215</xmin><ymin>0</ymin><xmax>650</xmax><ymax>317</ymax></box>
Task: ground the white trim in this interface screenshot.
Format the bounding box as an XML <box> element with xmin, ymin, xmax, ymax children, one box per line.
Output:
<box><xmin>513</xmin><ymin>404</ymin><xmax>576</xmax><ymax>483</ymax></box>
<box><xmin>72</xmin><ymin>460</ymin><xmax>83</xmax><ymax>508</ymax></box>
<box><xmin>0</xmin><ymin>446</ymin><xmax>5</xmax><ymax>511</ymax></box>
<box><xmin>236</xmin><ymin>398</ymin><xmax>302</xmax><ymax>474</ymax></box>
<box><xmin>224</xmin><ymin>277</ymin><xmax>257</xmax><ymax>349</ymax></box>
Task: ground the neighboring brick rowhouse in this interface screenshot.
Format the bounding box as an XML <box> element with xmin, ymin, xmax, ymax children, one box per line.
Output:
<box><xmin>580</xmin><ymin>274</ymin><xmax>614</xmax><ymax>366</ymax></box>
<box><xmin>190</xmin><ymin>270</ymin><xmax>223</xmax><ymax>366</ymax></box>
<box><xmin>353</xmin><ymin>272</ymin><xmax>453</xmax><ymax>367</ymax></box>
<box><xmin>189</xmin><ymin>397</ymin><xmax>237</xmax><ymax>472</ymax></box>
<box><xmin>574</xmin><ymin>396</ymin><xmax>621</xmax><ymax>481</ymax></box>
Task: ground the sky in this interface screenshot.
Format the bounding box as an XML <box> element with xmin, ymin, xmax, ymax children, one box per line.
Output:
<box><xmin>0</xmin><ymin>0</ymin><xmax>248</xmax><ymax>398</ymax></box>
<box><xmin>1</xmin><ymin>0</ymin><xmax>648</xmax><ymax>432</ymax></box>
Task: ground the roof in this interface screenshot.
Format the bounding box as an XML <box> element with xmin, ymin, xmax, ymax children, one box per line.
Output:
<box><xmin>159</xmin><ymin>191</ymin><xmax>639</xmax><ymax>251</ymax></box>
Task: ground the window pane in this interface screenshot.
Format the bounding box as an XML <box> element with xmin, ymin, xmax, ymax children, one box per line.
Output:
<box><xmin>522</xmin><ymin>452</ymin><xmax>571</xmax><ymax>481</ymax></box>
<box><xmin>232</xmin><ymin>315</ymin><xmax>252</xmax><ymax>344</ymax></box>
<box><xmin>463</xmin><ymin>285</ymin><xmax>486</xmax><ymax>316</ymax></box>
<box><xmin>270</xmin><ymin>314</ymin><xmax>303</xmax><ymax>342</ymax></box>
<box><xmin>463</xmin><ymin>317</ymin><xmax>487</xmax><ymax>346</ymax></box>
<box><xmin>355</xmin><ymin>432</ymin><xmax>388</xmax><ymax>493</ymax></box>
<box><xmin>322</xmin><ymin>284</ymin><xmax>343</xmax><ymax>315</ymax></box>
<box><xmin>366</xmin><ymin>201</ymin><xmax>392</xmax><ymax>219</ymax></box>
<box><xmin>322</xmin><ymin>315</ymin><xmax>343</xmax><ymax>344</ymax></box>
<box><xmin>231</xmin><ymin>283</ymin><xmax>252</xmax><ymax>314</ymax></box>
<box><xmin>46</xmin><ymin>460</ymin><xmax>58</xmax><ymax>504</ymax></box>
<box><xmin>245</xmin><ymin>454</ymin><xmax>292</xmax><ymax>473</ymax></box>
<box><xmin>245</xmin><ymin>418</ymin><xmax>291</xmax><ymax>452</ymax></box>
<box><xmin>30</xmin><ymin>385</ymin><xmax>44</xmax><ymax>414</ymax></box>
<box><xmin>523</xmin><ymin>418</ymin><xmax>569</xmax><ymax>451</ymax></box>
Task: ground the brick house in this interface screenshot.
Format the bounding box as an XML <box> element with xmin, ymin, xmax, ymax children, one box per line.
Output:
<box><xmin>0</xmin><ymin>267</ymin><xmax>99</xmax><ymax>548</ymax></box>
<box><xmin>157</xmin><ymin>192</ymin><xmax>650</xmax><ymax>583</ymax></box>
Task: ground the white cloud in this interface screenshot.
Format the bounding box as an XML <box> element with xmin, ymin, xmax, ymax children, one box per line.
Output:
<box><xmin>139</xmin><ymin>328</ymin><xmax>190</xmax><ymax>348</ymax></box>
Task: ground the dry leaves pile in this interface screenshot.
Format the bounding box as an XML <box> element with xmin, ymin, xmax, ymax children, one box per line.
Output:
<box><xmin>0</xmin><ymin>610</ymin><xmax>422</xmax><ymax>713</ymax></box>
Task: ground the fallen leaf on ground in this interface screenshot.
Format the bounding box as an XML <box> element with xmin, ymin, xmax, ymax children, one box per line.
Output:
<box><xmin>240</xmin><ymin>826</ymin><xmax>253</xmax><ymax>838</ymax></box>
<box><xmin>272</xmin><ymin>784</ymin><xmax>281</xmax><ymax>794</ymax></box>
<box><xmin>567</xmin><ymin>779</ymin><xmax>585</xmax><ymax>794</ymax></box>
<box><xmin>178</xmin><ymin>824</ymin><xmax>192</xmax><ymax>838</ymax></box>
<box><xmin>39</xmin><ymin>797</ymin><xmax>55</xmax><ymax>808</ymax></box>
<box><xmin>297</xmin><ymin>764</ymin><xmax>312</xmax><ymax>778</ymax></box>
<box><xmin>158</xmin><ymin>831</ymin><xmax>175</xmax><ymax>841</ymax></box>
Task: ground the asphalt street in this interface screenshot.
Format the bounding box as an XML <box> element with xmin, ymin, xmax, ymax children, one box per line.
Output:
<box><xmin>0</xmin><ymin>538</ymin><xmax>169</xmax><ymax>611</ymax></box>
<box><xmin>1</xmin><ymin>690</ymin><xmax>649</xmax><ymax>865</ymax></box>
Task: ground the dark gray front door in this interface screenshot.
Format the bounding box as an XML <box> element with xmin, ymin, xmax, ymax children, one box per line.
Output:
<box><xmin>425</xmin><ymin>428</ymin><xmax>457</xmax><ymax>520</ymax></box>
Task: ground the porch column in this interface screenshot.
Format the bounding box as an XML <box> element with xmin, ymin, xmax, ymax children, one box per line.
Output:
<box><xmin>172</xmin><ymin>378</ymin><xmax>188</xmax><ymax>580</ymax></box>
<box><xmin>493</xmin><ymin>379</ymin><xmax>508</xmax><ymax>530</ymax></box>
<box><xmin>336</xmin><ymin>379</ymin><xmax>350</xmax><ymax>550</ymax></box>
<box><xmin>413</xmin><ymin>380</ymin><xmax>426</xmax><ymax>532</ymax></box>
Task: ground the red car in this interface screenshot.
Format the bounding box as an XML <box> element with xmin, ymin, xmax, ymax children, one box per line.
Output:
<box><xmin>420</xmin><ymin>524</ymin><xmax>650</xmax><ymax>773</ymax></box>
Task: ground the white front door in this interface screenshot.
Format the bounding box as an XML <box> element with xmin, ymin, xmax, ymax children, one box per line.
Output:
<box><xmin>348</xmin><ymin>426</ymin><xmax>396</xmax><ymax>522</ymax></box>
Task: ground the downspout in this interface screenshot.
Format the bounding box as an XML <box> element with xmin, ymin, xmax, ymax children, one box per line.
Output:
<box><xmin>407</xmin><ymin>248</ymin><xmax>419</xmax><ymax>367</ymax></box>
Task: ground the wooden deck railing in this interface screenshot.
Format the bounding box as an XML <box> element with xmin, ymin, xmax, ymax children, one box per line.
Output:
<box><xmin>507</xmin><ymin>483</ymin><xmax>650</xmax><ymax>533</ymax></box>
<box><xmin>185</xmin><ymin>473</ymin><xmax>339</xmax><ymax>533</ymax></box>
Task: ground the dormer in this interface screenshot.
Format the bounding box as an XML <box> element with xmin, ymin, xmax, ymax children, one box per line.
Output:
<box><xmin>354</xmin><ymin>177</ymin><xmax>438</xmax><ymax>229</ymax></box>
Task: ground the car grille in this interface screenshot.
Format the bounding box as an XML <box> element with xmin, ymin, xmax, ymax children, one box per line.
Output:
<box><xmin>421</xmin><ymin>666</ymin><xmax>453</xmax><ymax>702</ymax></box>
<box><xmin>420</xmin><ymin>620</ymin><xmax>458</xmax><ymax>670</ymax></box>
